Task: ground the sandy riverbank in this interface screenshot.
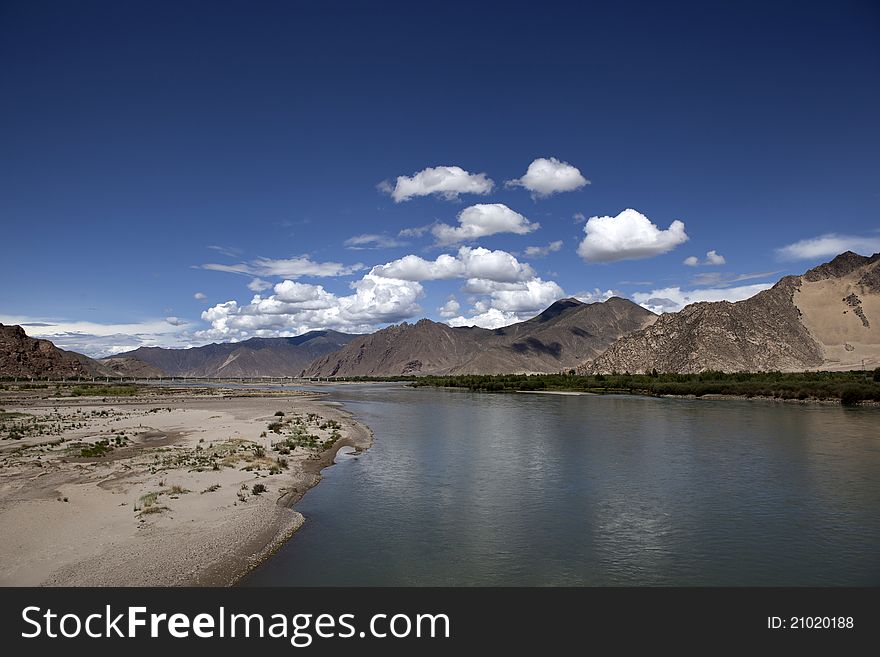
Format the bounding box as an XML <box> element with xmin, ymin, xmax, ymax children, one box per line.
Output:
<box><xmin>0</xmin><ymin>385</ymin><xmax>372</xmax><ymax>586</ymax></box>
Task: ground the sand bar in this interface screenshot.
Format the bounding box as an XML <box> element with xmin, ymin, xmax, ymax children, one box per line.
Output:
<box><xmin>0</xmin><ymin>385</ymin><xmax>371</xmax><ymax>586</ymax></box>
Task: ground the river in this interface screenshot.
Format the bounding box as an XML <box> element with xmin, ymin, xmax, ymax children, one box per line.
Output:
<box><xmin>245</xmin><ymin>384</ymin><xmax>880</xmax><ymax>586</ymax></box>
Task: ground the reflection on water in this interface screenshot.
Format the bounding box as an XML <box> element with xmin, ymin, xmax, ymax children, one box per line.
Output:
<box><xmin>244</xmin><ymin>384</ymin><xmax>880</xmax><ymax>586</ymax></box>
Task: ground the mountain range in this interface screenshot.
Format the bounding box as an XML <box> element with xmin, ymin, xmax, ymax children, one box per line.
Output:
<box><xmin>303</xmin><ymin>296</ymin><xmax>655</xmax><ymax>376</ymax></box>
<box><xmin>109</xmin><ymin>330</ymin><xmax>358</xmax><ymax>377</ymax></box>
<box><xmin>1</xmin><ymin>252</ymin><xmax>878</xmax><ymax>379</ymax></box>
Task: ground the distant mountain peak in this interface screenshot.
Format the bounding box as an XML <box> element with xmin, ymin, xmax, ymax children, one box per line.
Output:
<box><xmin>532</xmin><ymin>297</ymin><xmax>585</xmax><ymax>323</ymax></box>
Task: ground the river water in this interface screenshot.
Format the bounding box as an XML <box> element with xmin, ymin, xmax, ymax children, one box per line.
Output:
<box><xmin>244</xmin><ymin>383</ymin><xmax>880</xmax><ymax>586</ymax></box>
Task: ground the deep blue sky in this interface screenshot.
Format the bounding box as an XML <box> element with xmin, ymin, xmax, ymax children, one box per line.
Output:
<box><xmin>1</xmin><ymin>0</ymin><xmax>878</xmax><ymax>355</ymax></box>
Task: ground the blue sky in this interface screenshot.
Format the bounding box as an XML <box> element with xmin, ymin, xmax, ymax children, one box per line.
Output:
<box><xmin>1</xmin><ymin>0</ymin><xmax>879</xmax><ymax>356</ymax></box>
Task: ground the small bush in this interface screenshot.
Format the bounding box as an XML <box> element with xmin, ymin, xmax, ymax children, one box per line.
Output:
<box><xmin>252</xmin><ymin>483</ymin><xmax>267</xmax><ymax>495</ymax></box>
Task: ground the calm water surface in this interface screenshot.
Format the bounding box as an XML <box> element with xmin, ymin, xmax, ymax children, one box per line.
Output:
<box><xmin>245</xmin><ymin>384</ymin><xmax>880</xmax><ymax>586</ymax></box>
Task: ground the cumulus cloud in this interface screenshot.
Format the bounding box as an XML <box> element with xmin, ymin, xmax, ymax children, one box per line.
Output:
<box><xmin>247</xmin><ymin>278</ymin><xmax>272</xmax><ymax>292</ymax></box>
<box><xmin>199</xmin><ymin>255</ymin><xmax>364</xmax><ymax>279</ymax></box>
<box><xmin>437</xmin><ymin>296</ymin><xmax>461</xmax><ymax>318</ymax></box>
<box><xmin>631</xmin><ymin>283</ymin><xmax>772</xmax><ymax>314</ymax></box>
<box><xmin>775</xmin><ymin>233</ymin><xmax>880</xmax><ymax>261</ymax></box>
<box><xmin>577</xmin><ymin>208</ymin><xmax>689</xmax><ymax>263</ymax></box>
<box><xmin>431</xmin><ymin>203</ymin><xmax>538</xmax><ymax>246</ymax></box>
<box><xmin>446</xmin><ymin>277</ymin><xmax>565</xmax><ymax>328</ymax></box>
<box><xmin>380</xmin><ymin>165</ymin><xmax>494</xmax><ymax>202</ymax></box>
<box><xmin>344</xmin><ymin>234</ymin><xmax>407</xmax><ymax>250</ymax></box>
<box><xmin>505</xmin><ymin>157</ymin><xmax>589</xmax><ymax>198</ymax></box>
<box><xmin>193</xmin><ymin>292</ymin><xmax>207</xmax><ymax>300</ymax></box>
<box><xmin>524</xmin><ymin>240</ymin><xmax>564</xmax><ymax>258</ymax></box>
<box><xmin>196</xmin><ymin>242</ymin><xmax>566</xmax><ymax>339</ymax></box>
<box><xmin>683</xmin><ymin>250</ymin><xmax>726</xmax><ymax>266</ymax></box>
<box><xmin>371</xmin><ymin>246</ymin><xmax>535</xmax><ymax>283</ymax></box>
<box><xmin>573</xmin><ymin>288</ymin><xmax>619</xmax><ymax>303</ymax></box>
<box><xmin>198</xmin><ymin>273</ymin><xmax>424</xmax><ymax>341</ymax></box>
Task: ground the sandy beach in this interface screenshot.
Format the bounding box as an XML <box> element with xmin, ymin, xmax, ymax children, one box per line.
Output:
<box><xmin>0</xmin><ymin>384</ymin><xmax>372</xmax><ymax>586</ymax></box>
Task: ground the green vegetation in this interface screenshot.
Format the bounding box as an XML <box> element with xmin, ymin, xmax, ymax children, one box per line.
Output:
<box><xmin>77</xmin><ymin>434</ymin><xmax>128</xmax><ymax>457</ymax></box>
<box><xmin>410</xmin><ymin>370</ymin><xmax>880</xmax><ymax>404</ymax></box>
<box><xmin>266</xmin><ymin>411</ymin><xmax>342</xmax><ymax>453</ymax></box>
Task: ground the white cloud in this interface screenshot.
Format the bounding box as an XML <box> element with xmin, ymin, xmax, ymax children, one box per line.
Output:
<box><xmin>447</xmin><ymin>308</ymin><xmax>522</xmax><ymax>329</ymax></box>
<box><xmin>775</xmin><ymin>233</ymin><xmax>880</xmax><ymax>261</ymax></box>
<box><xmin>577</xmin><ymin>208</ymin><xmax>689</xmax><ymax>263</ymax></box>
<box><xmin>381</xmin><ymin>165</ymin><xmax>494</xmax><ymax>202</ymax></box>
<box><xmin>431</xmin><ymin>203</ymin><xmax>538</xmax><ymax>246</ymax></box>
<box><xmin>573</xmin><ymin>212</ymin><xmax>587</xmax><ymax>224</ymax></box>
<box><xmin>505</xmin><ymin>157</ymin><xmax>589</xmax><ymax>198</ymax></box>
<box><xmin>344</xmin><ymin>234</ymin><xmax>407</xmax><ymax>249</ymax></box>
<box><xmin>683</xmin><ymin>250</ymin><xmax>726</xmax><ymax>266</ymax></box>
<box><xmin>199</xmin><ymin>255</ymin><xmax>364</xmax><ymax>279</ymax></box>
<box><xmin>689</xmin><ymin>270</ymin><xmax>778</xmax><ymax>287</ymax></box>
<box><xmin>524</xmin><ymin>240</ymin><xmax>564</xmax><ymax>258</ymax></box>
<box><xmin>437</xmin><ymin>296</ymin><xmax>461</xmax><ymax>318</ymax></box>
<box><xmin>371</xmin><ymin>246</ymin><xmax>535</xmax><ymax>283</ymax></box>
<box><xmin>0</xmin><ymin>316</ymin><xmax>195</xmax><ymax>358</ymax></box>
<box><xmin>197</xmin><ymin>274</ymin><xmax>424</xmax><ymax>341</ymax></box>
<box><xmin>631</xmin><ymin>283</ymin><xmax>772</xmax><ymax>314</ymax></box>
<box><xmin>397</xmin><ymin>224</ymin><xmax>433</xmax><ymax>238</ymax></box>
<box><xmin>247</xmin><ymin>278</ymin><xmax>272</xmax><ymax>292</ymax></box>
<box><xmin>573</xmin><ymin>288</ymin><xmax>619</xmax><ymax>303</ymax></box>
<box><xmin>446</xmin><ymin>277</ymin><xmax>565</xmax><ymax>328</ymax></box>
<box><xmin>193</xmin><ymin>292</ymin><xmax>207</xmax><ymax>300</ymax></box>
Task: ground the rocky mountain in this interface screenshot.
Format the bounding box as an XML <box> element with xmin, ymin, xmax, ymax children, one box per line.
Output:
<box><xmin>303</xmin><ymin>297</ymin><xmax>656</xmax><ymax>376</ymax></box>
<box><xmin>0</xmin><ymin>324</ymin><xmax>140</xmax><ymax>379</ymax></box>
<box><xmin>582</xmin><ymin>251</ymin><xmax>880</xmax><ymax>374</ymax></box>
<box><xmin>110</xmin><ymin>330</ymin><xmax>359</xmax><ymax>377</ymax></box>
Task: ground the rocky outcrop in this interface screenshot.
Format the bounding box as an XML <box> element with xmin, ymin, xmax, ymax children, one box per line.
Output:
<box><xmin>0</xmin><ymin>324</ymin><xmax>106</xmax><ymax>378</ymax></box>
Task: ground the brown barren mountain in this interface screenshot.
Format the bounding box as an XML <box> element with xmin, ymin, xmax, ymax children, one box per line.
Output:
<box><xmin>303</xmin><ymin>297</ymin><xmax>656</xmax><ymax>376</ymax></box>
<box><xmin>581</xmin><ymin>252</ymin><xmax>880</xmax><ymax>374</ymax></box>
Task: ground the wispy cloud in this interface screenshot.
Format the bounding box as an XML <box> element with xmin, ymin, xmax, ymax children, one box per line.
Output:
<box><xmin>198</xmin><ymin>255</ymin><xmax>364</xmax><ymax>279</ymax></box>
<box><xmin>207</xmin><ymin>245</ymin><xmax>243</xmax><ymax>258</ymax></box>
<box><xmin>344</xmin><ymin>234</ymin><xmax>408</xmax><ymax>250</ymax></box>
<box><xmin>689</xmin><ymin>270</ymin><xmax>779</xmax><ymax>287</ymax></box>
<box><xmin>775</xmin><ymin>233</ymin><xmax>880</xmax><ymax>260</ymax></box>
